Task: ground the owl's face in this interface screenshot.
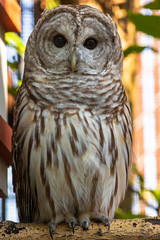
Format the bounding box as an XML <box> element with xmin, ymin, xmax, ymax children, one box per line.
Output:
<box><xmin>26</xmin><ymin>5</ymin><xmax>122</xmax><ymax>76</ymax></box>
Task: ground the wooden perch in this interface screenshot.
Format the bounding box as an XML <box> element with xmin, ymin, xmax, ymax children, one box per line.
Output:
<box><xmin>0</xmin><ymin>217</ymin><xmax>160</xmax><ymax>240</ymax></box>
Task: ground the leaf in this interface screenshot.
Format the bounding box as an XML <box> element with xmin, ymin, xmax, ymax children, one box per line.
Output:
<box><xmin>116</xmin><ymin>208</ymin><xmax>146</xmax><ymax>219</ymax></box>
<box><xmin>8</xmin><ymin>87</ymin><xmax>18</xmax><ymax>97</ymax></box>
<box><xmin>7</xmin><ymin>61</ymin><xmax>18</xmax><ymax>71</ymax></box>
<box><xmin>46</xmin><ymin>0</ymin><xmax>60</xmax><ymax>9</ymax></box>
<box><xmin>5</xmin><ymin>32</ymin><xmax>25</xmax><ymax>58</ymax></box>
<box><xmin>143</xmin><ymin>0</ymin><xmax>160</xmax><ymax>10</ymax></box>
<box><xmin>127</xmin><ymin>12</ymin><xmax>160</xmax><ymax>39</ymax></box>
<box><xmin>124</xmin><ymin>45</ymin><xmax>157</xmax><ymax>58</ymax></box>
<box><xmin>18</xmin><ymin>80</ymin><xmax>22</xmax><ymax>87</ymax></box>
<box><xmin>132</xmin><ymin>163</ymin><xmax>144</xmax><ymax>184</ymax></box>
<box><xmin>8</xmin><ymin>80</ymin><xmax>21</xmax><ymax>97</ymax></box>
<box><xmin>147</xmin><ymin>189</ymin><xmax>160</xmax><ymax>204</ymax></box>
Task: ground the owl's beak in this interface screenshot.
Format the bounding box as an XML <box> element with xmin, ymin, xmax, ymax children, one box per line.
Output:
<box><xmin>71</xmin><ymin>54</ymin><xmax>76</xmax><ymax>71</ymax></box>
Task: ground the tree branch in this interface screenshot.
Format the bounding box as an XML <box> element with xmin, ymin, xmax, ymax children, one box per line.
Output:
<box><xmin>0</xmin><ymin>217</ymin><xmax>160</xmax><ymax>239</ymax></box>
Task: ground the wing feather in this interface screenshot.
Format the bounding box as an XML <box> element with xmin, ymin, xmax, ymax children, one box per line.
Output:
<box><xmin>12</xmin><ymin>86</ymin><xmax>38</xmax><ymax>222</ymax></box>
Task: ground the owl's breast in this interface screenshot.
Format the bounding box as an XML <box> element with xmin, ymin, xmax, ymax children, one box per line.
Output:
<box><xmin>13</xmin><ymin>88</ymin><xmax>132</xmax><ymax>223</ymax></box>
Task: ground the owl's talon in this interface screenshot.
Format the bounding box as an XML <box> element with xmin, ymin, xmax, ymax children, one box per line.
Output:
<box><xmin>79</xmin><ymin>216</ymin><xmax>90</xmax><ymax>231</ymax></box>
<box><xmin>66</xmin><ymin>217</ymin><xmax>77</xmax><ymax>233</ymax></box>
<box><xmin>99</xmin><ymin>216</ymin><xmax>110</xmax><ymax>230</ymax></box>
<box><xmin>49</xmin><ymin>223</ymin><xmax>56</xmax><ymax>239</ymax></box>
<box><xmin>82</xmin><ymin>219</ymin><xmax>89</xmax><ymax>231</ymax></box>
<box><xmin>79</xmin><ymin>214</ymin><xmax>90</xmax><ymax>230</ymax></box>
<box><xmin>71</xmin><ymin>220</ymin><xmax>75</xmax><ymax>234</ymax></box>
<box><xmin>107</xmin><ymin>219</ymin><xmax>110</xmax><ymax>230</ymax></box>
<box><xmin>104</xmin><ymin>218</ymin><xmax>110</xmax><ymax>230</ymax></box>
<box><xmin>49</xmin><ymin>226</ymin><xmax>53</xmax><ymax>239</ymax></box>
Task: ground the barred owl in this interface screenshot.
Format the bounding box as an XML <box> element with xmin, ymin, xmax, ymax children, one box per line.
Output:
<box><xmin>12</xmin><ymin>5</ymin><xmax>132</xmax><ymax>239</ymax></box>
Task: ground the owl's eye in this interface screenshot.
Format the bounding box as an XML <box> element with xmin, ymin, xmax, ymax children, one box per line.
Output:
<box><xmin>84</xmin><ymin>38</ymin><xmax>97</xmax><ymax>50</ymax></box>
<box><xmin>53</xmin><ymin>34</ymin><xmax>67</xmax><ymax>48</ymax></box>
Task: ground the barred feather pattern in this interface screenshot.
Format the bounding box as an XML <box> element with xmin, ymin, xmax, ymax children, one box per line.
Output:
<box><xmin>12</xmin><ymin>5</ymin><xmax>132</xmax><ymax>226</ymax></box>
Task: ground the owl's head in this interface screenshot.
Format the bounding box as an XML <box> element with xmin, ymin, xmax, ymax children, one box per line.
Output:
<box><xmin>25</xmin><ymin>5</ymin><xmax>123</xmax><ymax>77</ymax></box>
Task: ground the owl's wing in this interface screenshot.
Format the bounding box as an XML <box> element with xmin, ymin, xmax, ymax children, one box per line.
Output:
<box><xmin>99</xmin><ymin>100</ymin><xmax>133</xmax><ymax>218</ymax></box>
<box><xmin>12</xmin><ymin>85</ymin><xmax>38</xmax><ymax>222</ymax></box>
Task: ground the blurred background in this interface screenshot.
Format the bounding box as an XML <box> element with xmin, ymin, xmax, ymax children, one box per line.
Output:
<box><xmin>0</xmin><ymin>0</ymin><xmax>160</xmax><ymax>222</ymax></box>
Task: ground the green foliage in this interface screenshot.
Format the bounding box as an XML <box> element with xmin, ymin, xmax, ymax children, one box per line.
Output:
<box><xmin>127</xmin><ymin>12</ymin><xmax>160</xmax><ymax>39</ymax></box>
<box><xmin>142</xmin><ymin>0</ymin><xmax>160</xmax><ymax>10</ymax></box>
<box><xmin>7</xmin><ymin>61</ymin><xmax>18</xmax><ymax>71</ymax></box>
<box><xmin>5</xmin><ymin>32</ymin><xmax>24</xmax><ymax>97</ymax></box>
<box><xmin>8</xmin><ymin>87</ymin><xmax>18</xmax><ymax>97</ymax></box>
<box><xmin>46</xmin><ymin>0</ymin><xmax>60</xmax><ymax>10</ymax></box>
<box><xmin>132</xmin><ymin>163</ymin><xmax>144</xmax><ymax>190</ymax></box>
<box><xmin>8</xmin><ymin>80</ymin><xmax>22</xmax><ymax>97</ymax></box>
<box><xmin>123</xmin><ymin>45</ymin><xmax>157</xmax><ymax>58</ymax></box>
<box><xmin>5</xmin><ymin>32</ymin><xmax>25</xmax><ymax>59</ymax></box>
<box><xmin>146</xmin><ymin>188</ymin><xmax>160</xmax><ymax>207</ymax></box>
<box><xmin>116</xmin><ymin>208</ymin><xmax>146</xmax><ymax>219</ymax></box>
<box><xmin>131</xmin><ymin>163</ymin><xmax>160</xmax><ymax>216</ymax></box>
<box><xmin>117</xmin><ymin>163</ymin><xmax>160</xmax><ymax>219</ymax></box>
<box><xmin>124</xmin><ymin>2</ymin><xmax>160</xmax><ymax>58</ymax></box>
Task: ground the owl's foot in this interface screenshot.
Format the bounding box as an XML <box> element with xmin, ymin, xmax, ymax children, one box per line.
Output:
<box><xmin>79</xmin><ymin>214</ymin><xmax>90</xmax><ymax>231</ymax></box>
<box><xmin>66</xmin><ymin>216</ymin><xmax>77</xmax><ymax>233</ymax></box>
<box><xmin>94</xmin><ymin>215</ymin><xmax>110</xmax><ymax>230</ymax></box>
<box><xmin>100</xmin><ymin>216</ymin><xmax>110</xmax><ymax>230</ymax></box>
<box><xmin>49</xmin><ymin>222</ymin><xmax>56</xmax><ymax>239</ymax></box>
